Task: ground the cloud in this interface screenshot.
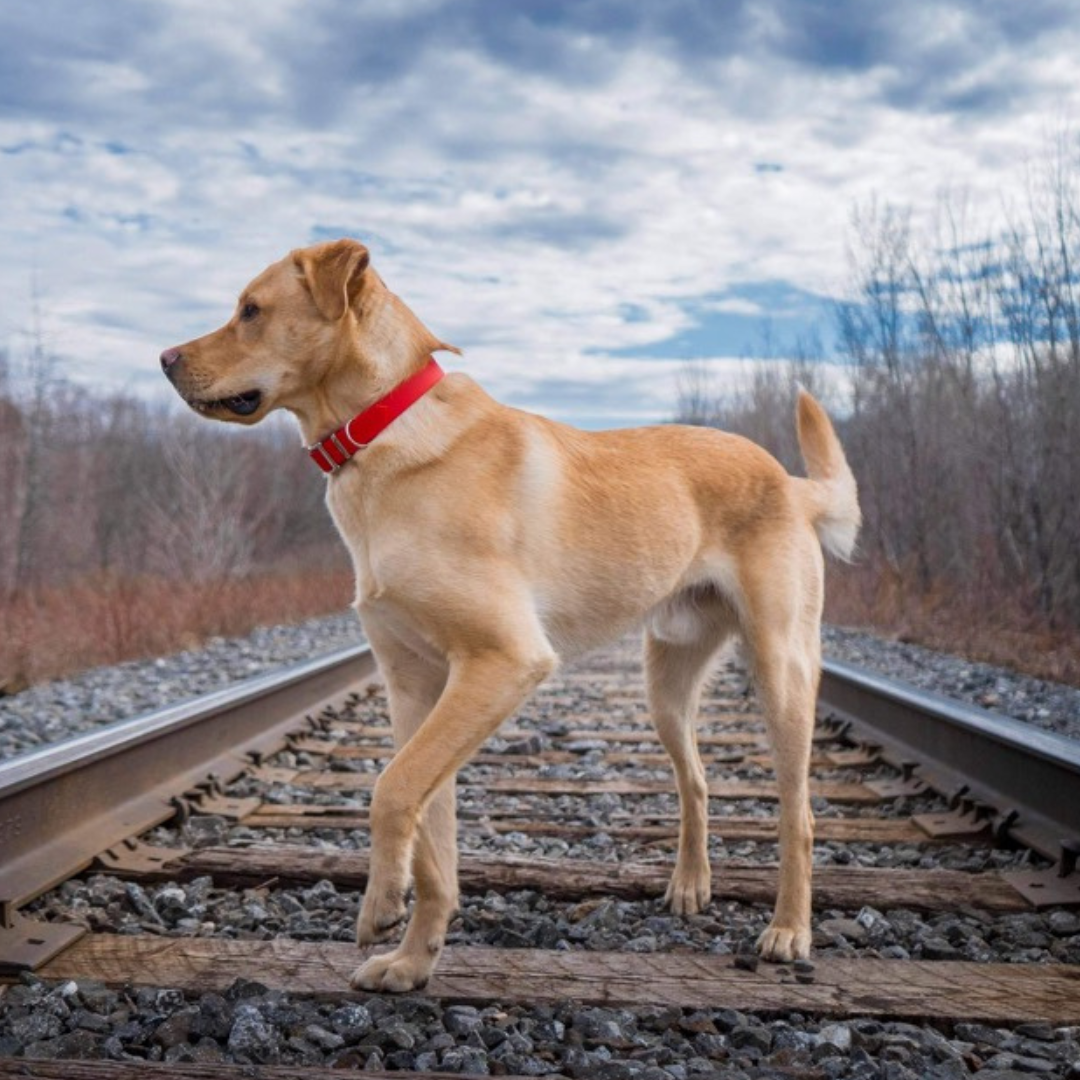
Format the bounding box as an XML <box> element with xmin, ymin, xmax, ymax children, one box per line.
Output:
<box><xmin>2</xmin><ymin>1</ymin><xmax>1080</xmax><ymax>428</ymax></box>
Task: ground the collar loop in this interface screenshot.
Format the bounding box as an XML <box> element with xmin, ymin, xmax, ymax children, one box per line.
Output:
<box><xmin>308</xmin><ymin>358</ymin><xmax>444</xmax><ymax>475</ymax></box>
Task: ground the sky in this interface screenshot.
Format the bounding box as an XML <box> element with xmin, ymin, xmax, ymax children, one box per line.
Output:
<box><xmin>2</xmin><ymin>0</ymin><xmax>1079</xmax><ymax>429</ymax></box>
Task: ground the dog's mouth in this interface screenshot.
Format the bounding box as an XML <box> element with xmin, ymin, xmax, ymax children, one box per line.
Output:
<box><xmin>189</xmin><ymin>389</ymin><xmax>263</xmax><ymax>416</ymax></box>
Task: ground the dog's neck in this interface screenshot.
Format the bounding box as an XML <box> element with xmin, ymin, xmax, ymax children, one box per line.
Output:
<box><xmin>288</xmin><ymin>285</ymin><xmax>451</xmax><ymax>449</ymax></box>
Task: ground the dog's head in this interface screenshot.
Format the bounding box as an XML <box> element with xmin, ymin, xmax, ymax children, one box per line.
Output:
<box><xmin>160</xmin><ymin>238</ymin><xmax>443</xmax><ymax>427</ymax></box>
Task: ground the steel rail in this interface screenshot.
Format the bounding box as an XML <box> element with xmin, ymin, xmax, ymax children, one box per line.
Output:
<box><xmin>0</xmin><ymin>643</ymin><xmax>376</xmax><ymax>969</ymax></box>
<box><xmin>819</xmin><ymin>658</ymin><xmax>1080</xmax><ymax>868</ymax></box>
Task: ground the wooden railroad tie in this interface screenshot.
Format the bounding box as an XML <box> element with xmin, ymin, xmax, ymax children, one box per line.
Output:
<box><xmin>125</xmin><ymin>845</ymin><xmax>1032</xmax><ymax>913</ymax></box>
<box><xmin>244</xmin><ymin>805</ymin><xmax>954</xmax><ymax>845</ymax></box>
<box><xmin>20</xmin><ymin>934</ymin><xmax>1080</xmax><ymax>1025</ymax></box>
<box><xmin>293</xmin><ymin>742</ymin><xmax>855</xmax><ymax>771</ymax></box>
<box><xmin>295</xmin><ymin>772</ymin><xmax>882</xmax><ymax>803</ymax></box>
<box><xmin>320</xmin><ymin>723</ymin><xmax>838</xmax><ymax>746</ymax></box>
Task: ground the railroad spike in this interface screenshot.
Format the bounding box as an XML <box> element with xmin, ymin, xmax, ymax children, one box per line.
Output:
<box><xmin>994</xmin><ymin>808</ymin><xmax>1020</xmax><ymax>844</ymax></box>
<box><xmin>948</xmin><ymin>784</ymin><xmax>971</xmax><ymax>810</ymax></box>
<box><xmin>169</xmin><ymin>795</ymin><xmax>192</xmax><ymax>826</ymax></box>
<box><xmin>1058</xmin><ymin>838</ymin><xmax>1080</xmax><ymax>878</ymax></box>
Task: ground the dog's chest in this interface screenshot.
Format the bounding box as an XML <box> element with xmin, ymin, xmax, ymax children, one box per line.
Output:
<box><xmin>326</xmin><ymin>479</ymin><xmax>384</xmax><ymax>600</ymax></box>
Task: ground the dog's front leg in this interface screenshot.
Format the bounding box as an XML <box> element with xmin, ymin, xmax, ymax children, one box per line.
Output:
<box><xmin>352</xmin><ymin>640</ymin><xmax>556</xmax><ymax>993</ymax></box>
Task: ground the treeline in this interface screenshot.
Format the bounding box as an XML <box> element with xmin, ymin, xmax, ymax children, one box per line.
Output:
<box><xmin>677</xmin><ymin>167</ymin><xmax>1080</xmax><ymax>684</ymax></box>
<box><xmin>0</xmin><ymin>349</ymin><xmax>352</xmax><ymax>685</ymax></box>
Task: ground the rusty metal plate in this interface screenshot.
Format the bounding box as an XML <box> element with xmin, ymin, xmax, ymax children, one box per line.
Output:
<box><xmin>826</xmin><ymin>747</ymin><xmax>881</xmax><ymax>767</ymax></box>
<box><xmin>94</xmin><ymin>839</ymin><xmax>187</xmax><ymax>874</ymax></box>
<box><xmin>247</xmin><ymin>765</ymin><xmax>300</xmax><ymax>785</ymax></box>
<box><xmin>194</xmin><ymin>793</ymin><xmax>263</xmax><ymax>819</ymax></box>
<box><xmin>867</xmin><ymin>778</ymin><xmax>928</xmax><ymax>798</ymax></box>
<box><xmin>1001</xmin><ymin>868</ymin><xmax>1080</xmax><ymax>909</ymax></box>
<box><xmin>0</xmin><ymin>913</ymin><xmax>85</xmax><ymax>974</ymax></box>
<box><xmin>287</xmin><ymin>736</ymin><xmax>334</xmax><ymax>755</ymax></box>
<box><xmin>913</xmin><ymin>811</ymin><xmax>992</xmax><ymax>839</ymax></box>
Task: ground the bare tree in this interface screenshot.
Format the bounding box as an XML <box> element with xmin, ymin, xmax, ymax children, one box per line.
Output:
<box><xmin>677</xmin><ymin>138</ymin><xmax>1080</xmax><ymax>650</ymax></box>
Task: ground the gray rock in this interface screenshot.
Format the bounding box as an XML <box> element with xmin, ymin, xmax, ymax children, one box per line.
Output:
<box><xmin>444</xmin><ymin>1005</ymin><xmax>483</xmax><ymax>1035</ymax></box>
<box><xmin>374</xmin><ymin>1015</ymin><xmax>416</xmax><ymax>1051</ymax></box>
<box><xmin>74</xmin><ymin>984</ymin><xmax>117</xmax><ymax>1015</ymax></box>
<box><xmin>304</xmin><ymin>1023</ymin><xmax>344</xmax><ymax>1050</ymax></box>
<box><xmin>729</xmin><ymin>1023</ymin><xmax>771</xmax><ymax>1053</ymax></box>
<box><xmin>190</xmin><ymin>993</ymin><xmax>232</xmax><ymax>1040</ymax></box>
<box><xmin>8</xmin><ymin>1012</ymin><xmax>63</xmax><ymax>1045</ymax></box>
<box><xmin>153</xmin><ymin>1007</ymin><xmax>199</xmax><ymax>1049</ymax></box>
<box><xmin>919</xmin><ymin>935</ymin><xmax>963</xmax><ymax>960</ymax></box>
<box><xmin>441</xmin><ymin>1045</ymin><xmax>492</xmax><ymax>1073</ymax></box>
<box><xmin>819</xmin><ymin>916</ymin><xmax>868</xmax><ymax>943</ymax></box>
<box><xmin>227</xmin><ymin>1002</ymin><xmax>279</xmax><ymax>1062</ymax></box>
<box><xmin>1005</xmin><ymin>1055</ymin><xmax>1062</xmax><ymax>1074</ymax></box>
<box><xmin>819</xmin><ymin>1022</ymin><xmax>853</xmax><ymax>1051</ymax></box>
<box><xmin>329</xmin><ymin>1003</ymin><xmax>372</xmax><ymax>1042</ymax></box>
<box><xmin>124</xmin><ymin>881</ymin><xmax>162</xmax><ymax>923</ymax></box>
<box><xmin>1048</xmin><ymin>911</ymin><xmax>1080</xmax><ymax>936</ymax></box>
<box><xmin>1014</xmin><ymin>1022</ymin><xmax>1056</xmax><ymax>1042</ymax></box>
<box><xmin>24</xmin><ymin>1030</ymin><xmax>100</xmax><ymax>1060</ymax></box>
<box><xmin>503</xmin><ymin>734</ymin><xmax>545</xmax><ymax>755</ymax></box>
<box><xmin>154</xmin><ymin>884</ymin><xmax>190</xmax><ymax>919</ymax></box>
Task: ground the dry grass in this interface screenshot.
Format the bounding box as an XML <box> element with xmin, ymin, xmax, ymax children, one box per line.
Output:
<box><xmin>0</xmin><ymin>563</ymin><xmax>355</xmax><ymax>689</ymax></box>
<box><xmin>5</xmin><ymin>555</ymin><xmax>1077</xmax><ymax>695</ymax></box>
<box><xmin>826</xmin><ymin>562</ymin><xmax>1080</xmax><ymax>689</ymax></box>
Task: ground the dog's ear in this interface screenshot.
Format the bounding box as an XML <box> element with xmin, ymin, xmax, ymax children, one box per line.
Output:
<box><xmin>293</xmin><ymin>239</ymin><xmax>371</xmax><ymax>321</ymax></box>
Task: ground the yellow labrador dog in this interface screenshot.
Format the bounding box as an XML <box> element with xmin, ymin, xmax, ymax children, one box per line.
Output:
<box><xmin>161</xmin><ymin>238</ymin><xmax>860</xmax><ymax>993</ymax></box>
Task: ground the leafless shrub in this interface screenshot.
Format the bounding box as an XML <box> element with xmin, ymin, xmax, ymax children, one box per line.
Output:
<box><xmin>676</xmin><ymin>143</ymin><xmax>1080</xmax><ymax>682</ymax></box>
<box><xmin>0</xmin><ymin>356</ymin><xmax>350</xmax><ymax>685</ymax></box>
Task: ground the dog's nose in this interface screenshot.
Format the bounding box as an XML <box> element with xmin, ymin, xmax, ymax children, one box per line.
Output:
<box><xmin>160</xmin><ymin>348</ymin><xmax>183</xmax><ymax>378</ymax></box>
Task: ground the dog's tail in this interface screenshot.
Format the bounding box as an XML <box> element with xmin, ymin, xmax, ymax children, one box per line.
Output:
<box><xmin>793</xmin><ymin>389</ymin><xmax>861</xmax><ymax>561</ymax></box>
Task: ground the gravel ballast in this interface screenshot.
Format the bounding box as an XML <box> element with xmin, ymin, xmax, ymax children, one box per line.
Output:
<box><xmin>2</xmin><ymin>969</ymin><xmax>1079</xmax><ymax>1078</ymax></box>
<box><xmin>822</xmin><ymin>626</ymin><xmax>1080</xmax><ymax>738</ymax></box>
<box><xmin>3</xmin><ymin>616</ymin><xmax>1078</xmax><ymax>762</ymax></box>
<box><xmin>6</xmin><ymin>635</ymin><xmax>1080</xmax><ymax>1077</ymax></box>
<box><xmin>0</xmin><ymin>611</ymin><xmax>365</xmax><ymax>760</ymax></box>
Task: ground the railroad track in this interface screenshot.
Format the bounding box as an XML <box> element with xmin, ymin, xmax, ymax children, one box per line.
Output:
<box><xmin>1</xmin><ymin>637</ymin><xmax>1079</xmax><ymax>1078</ymax></box>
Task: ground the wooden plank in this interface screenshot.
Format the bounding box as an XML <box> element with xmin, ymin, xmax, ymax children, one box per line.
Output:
<box><xmin>328</xmin><ymin>722</ymin><xmax>774</xmax><ymax>745</ymax></box>
<box><xmin>298</xmin><ymin>772</ymin><xmax>881</xmax><ymax>803</ymax></box>
<box><xmin>0</xmin><ymin>1063</ymin><xmax>506</xmax><ymax>1080</ymax></box>
<box><xmin>245</xmin><ymin>807</ymin><xmax>933</xmax><ymax>844</ymax></box>
<box><xmin>28</xmin><ymin>935</ymin><xmax>1080</xmax><ymax>1024</ymax></box>
<box><xmin>310</xmin><ymin>727</ymin><xmax>846</xmax><ymax>752</ymax></box>
<box><xmin>568</xmin><ymin>728</ymin><xmax>770</xmax><ymax>746</ymax></box>
<box><xmin>309</xmin><ymin>744</ymin><xmax>798</xmax><ymax>768</ymax></box>
<box><xmin>148</xmin><ymin>845</ymin><xmax>1029</xmax><ymax>912</ymax></box>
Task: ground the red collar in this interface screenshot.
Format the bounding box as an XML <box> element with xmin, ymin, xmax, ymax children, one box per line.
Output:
<box><xmin>308</xmin><ymin>358</ymin><xmax>445</xmax><ymax>474</ymax></box>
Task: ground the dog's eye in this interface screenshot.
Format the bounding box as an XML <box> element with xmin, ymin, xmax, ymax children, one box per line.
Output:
<box><xmin>240</xmin><ymin>302</ymin><xmax>260</xmax><ymax>322</ymax></box>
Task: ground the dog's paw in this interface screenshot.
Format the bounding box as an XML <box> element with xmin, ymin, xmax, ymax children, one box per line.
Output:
<box><xmin>356</xmin><ymin>888</ymin><xmax>408</xmax><ymax>946</ymax></box>
<box><xmin>350</xmin><ymin>946</ymin><xmax>437</xmax><ymax>993</ymax></box>
<box><xmin>663</xmin><ymin>863</ymin><xmax>711</xmax><ymax>915</ymax></box>
<box><xmin>756</xmin><ymin>922</ymin><xmax>811</xmax><ymax>962</ymax></box>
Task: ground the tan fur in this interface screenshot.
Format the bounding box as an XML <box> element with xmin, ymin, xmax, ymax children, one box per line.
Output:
<box><xmin>162</xmin><ymin>239</ymin><xmax>862</xmax><ymax>992</ymax></box>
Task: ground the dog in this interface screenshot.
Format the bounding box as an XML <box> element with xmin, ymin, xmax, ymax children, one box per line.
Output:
<box><xmin>161</xmin><ymin>238</ymin><xmax>861</xmax><ymax>993</ymax></box>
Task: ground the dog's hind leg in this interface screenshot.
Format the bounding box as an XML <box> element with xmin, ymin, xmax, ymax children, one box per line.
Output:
<box><xmin>645</xmin><ymin>596</ymin><xmax>734</xmax><ymax>915</ymax></box>
<box><xmin>740</xmin><ymin>544</ymin><xmax>823</xmax><ymax>962</ymax></box>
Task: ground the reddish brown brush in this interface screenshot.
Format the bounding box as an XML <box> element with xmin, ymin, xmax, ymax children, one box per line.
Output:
<box><xmin>0</xmin><ymin>567</ymin><xmax>355</xmax><ymax>689</ymax></box>
<box><xmin>825</xmin><ymin>562</ymin><xmax>1080</xmax><ymax>688</ymax></box>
